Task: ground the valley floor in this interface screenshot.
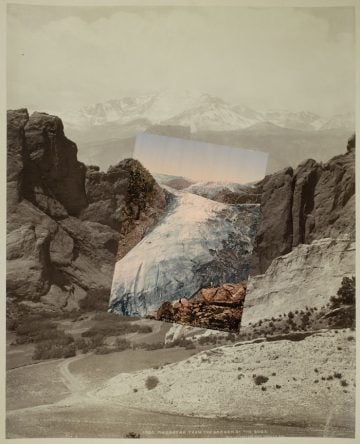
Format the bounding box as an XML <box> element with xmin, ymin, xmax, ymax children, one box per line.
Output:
<box><xmin>6</xmin><ymin>327</ymin><xmax>355</xmax><ymax>438</ymax></box>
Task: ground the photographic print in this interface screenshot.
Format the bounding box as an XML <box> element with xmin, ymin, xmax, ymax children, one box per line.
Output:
<box><xmin>5</xmin><ymin>2</ymin><xmax>356</xmax><ymax>439</ymax></box>
<box><xmin>109</xmin><ymin>134</ymin><xmax>268</xmax><ymax>332</ymax></box>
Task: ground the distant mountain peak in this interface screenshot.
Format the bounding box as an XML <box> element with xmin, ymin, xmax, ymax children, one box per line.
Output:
<box><xmin>50</xmin><ymin>90</ymin><xmax>354</xmax><ymax>133</ymax></box>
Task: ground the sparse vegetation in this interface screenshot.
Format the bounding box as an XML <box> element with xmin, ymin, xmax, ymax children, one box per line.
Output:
<box><xmin>125</xmin><ymin>432</ymin><xmax>140</xmax><ymax>438</ymax></box>
<box><xmin>253</xmin><ymin>375</ymin><xmax>269</xmax><ymax>386</ymax></box>
<box><xmin>330</xmin><ymin>276</ymin><xmax>355</xmax><ymax>308</ymax></box>
<box><xmin>145</xmin><ymin>375</ymin><xmax>159</xmax><ymax>390</ymax></box>
<box><xmin>33</xmin><ymin>341</ymin><xmax>76</xmax><ymax>360</ymax></box>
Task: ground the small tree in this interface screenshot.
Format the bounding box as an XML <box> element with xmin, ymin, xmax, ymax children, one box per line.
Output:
<box><xmin>330</xmin><ymin>276</ymin><xmax>355</xmax><ymax>308</ymax></box>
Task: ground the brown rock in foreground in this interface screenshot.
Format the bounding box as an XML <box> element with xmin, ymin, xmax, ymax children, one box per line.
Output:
<box><xmin>155</xmin><ymin>282</ymin><xmax>246</xmax><ymax>332</ymax></box>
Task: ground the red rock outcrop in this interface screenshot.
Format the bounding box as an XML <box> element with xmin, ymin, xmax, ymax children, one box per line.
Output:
<box><xmin>155</xmin><ymin>282</ymin><xmax>246</xmax><ymax>332</ymax></box>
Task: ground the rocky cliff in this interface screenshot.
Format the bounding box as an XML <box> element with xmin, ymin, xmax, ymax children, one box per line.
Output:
<box><xmin>242</xmin><ymin>237</ymin><xmax>355</xmax><ymax>327</ymax></box>
<box><xmin>240</xmin><ymin>135</ymin><xmax>355</xmax><ymax>330</ymax></box>
<box><xmin>251</xmin><ymin>138</ymin><xmax>355</xmax><ymax>275</ymax></box>
<box><xmin>6</xmin><ymin>109</ymin><xmax>166</xmax><ymax>313</ymax></box>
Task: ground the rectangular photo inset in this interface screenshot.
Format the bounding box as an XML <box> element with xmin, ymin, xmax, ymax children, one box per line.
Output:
<box><xmin>109</xmin><ymin>134</ymin><xmax>268</xmax><ymax>332</ymax></box>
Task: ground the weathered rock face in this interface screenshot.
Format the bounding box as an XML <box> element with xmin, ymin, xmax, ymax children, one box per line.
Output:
<box><xmin>79</xmin><ymin>160</ymin><xmax>167</xmax><ymax>258</ymax></box>
<box><xmin>241</xmin><ymin>237</ymin><xmax>355</xmax><ymax>326</ymax></box>
<box><xmin>6</xmin><ymin>109</ymin><xmax>166</xmax><ymax>312</ymax></box>
<box><xmin>22</xmin><ymin>112</ymin><xmax>88</xmax><ymax>217</ymax></box>
<box><xmin>7</xmin><ymin>109</ymin><xmax>30</xmax><ymax>211</ymax></box>
<box><xmin>155</xmin><ymin>282</ymin><xmax>246</xmax><ymax>332</ymax></box>
<box><xmin>251</xmin><ymin>138</ymin><xmax>355</xmax><ymax>275</ymax></box>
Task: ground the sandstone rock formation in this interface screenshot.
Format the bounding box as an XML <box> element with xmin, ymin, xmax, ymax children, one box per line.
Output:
<box><xmin>251</xmin><ymin>137</ymin><xmax>355</xmax><ymax>275</ymax></box>
<box><xmin>6</xmin><ymin>109</ymin><xmax>166</xmax><ymax>313</ymax></box>
<box><xmin>155</xmin><ymin>282</ymin><xmax>246</xmax><ymax>332</ymax></box>
<box><xmin>242</xmin><ymin>237</ymin><xmax>355</xmax><ymax>327</ymax></box>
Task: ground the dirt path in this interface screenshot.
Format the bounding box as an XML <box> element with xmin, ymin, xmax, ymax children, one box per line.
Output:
<box><xmin>58</xmin><ymin>354</ymin><xmax>89</xmax><ymax>393</ymax></box>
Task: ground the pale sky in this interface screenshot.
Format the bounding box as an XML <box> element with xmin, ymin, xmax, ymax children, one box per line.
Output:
<box><xmin>7</xmin><ymin>5</ymin><xmax>355</xmax><ymax>116</ymax></box>
<box><xmin>134</xmin><ymin>133</ymin><xmax>268</xmax><ymax>183</ymax></box>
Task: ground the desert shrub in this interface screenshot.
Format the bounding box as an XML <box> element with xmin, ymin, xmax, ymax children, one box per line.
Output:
<box><xmin>75</xmin><ymin>338</ymin><xmax>90</xmax><ymax>354</ymax></box>
<box><xmin>288</xmin><ymin>312</ymin><xmax>294</xmax><ymax>319</ymax></box>
<box><xmin>275</xmin><ymin>384</ymin><xmax>281</xmax><ymax>389</ymax></box>
<box><xmin>145</xmin><ymin>375</ymin><xmax>159</xmax><ymax>390</ymax></box>
<box><xmin>166</xmin><ymin>337</ymin><xmax>194</xmax><ymax>348</ymax></box>
<box><xmin>125</xmin><ymin>432</ymin><xmax>140</xmax><ymax>438</ymax></box>
<box><xmin>33</xmin><ymin>341</ymin><xmax>76</xmax><ymax>360</ymax></box>
<box><xmin>330</xmin><ymin>277</ymin><xmax>355</xmax><ymax>308</ymax></box>
<box><xmin>16</xmin><ymin>318</ymin><xmax>75</xmax><ymax>348</ymax></box>
<box><xmin>95</xmin><ymin>346</ymin><xmax>112</xmax><ymax>355</ymax></box>
<box><xmin>334</xmin><ymin>372</ymin><xmax>342</xmax><ymax>379</ymax></box>
<box><xmin>341</xmin><ymin>379</ymin><xmax>349</xmax><ymax>387</ymax></box>
<box><xmin>16</xmin><ymin>319</ymin><xmax>57</xmax><ymax>342</ymax></box>
<box><xmin>82</xmin><ymin>322</ymin><xmax>141</xmax><ymax>340</ymax></box>
<box><xmin>253</xmin><ymin>375</ymin><xmax>269</xmax><ymax>386</ymax></box>
<box><xmin>198</xmin><ymin>336</ymin><xmax>210</xmax><ymax>345</ymax></box>
<box><xmin>261</xmin><ymin>386</ymin><xmax>267</xmax><ymax>391</ymax></box>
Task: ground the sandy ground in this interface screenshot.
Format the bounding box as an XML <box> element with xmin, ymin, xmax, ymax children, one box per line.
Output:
<box><xmin>6</xmin><ymin>328</ymin><xmax>355</xmax><ymax>438</ymax></box>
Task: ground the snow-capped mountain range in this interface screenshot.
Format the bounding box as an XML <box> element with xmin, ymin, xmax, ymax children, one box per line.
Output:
<box><xmin>50</xmin><ymin>90</ymin><xmax>355</xmax><ymax>133</ymax></box>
